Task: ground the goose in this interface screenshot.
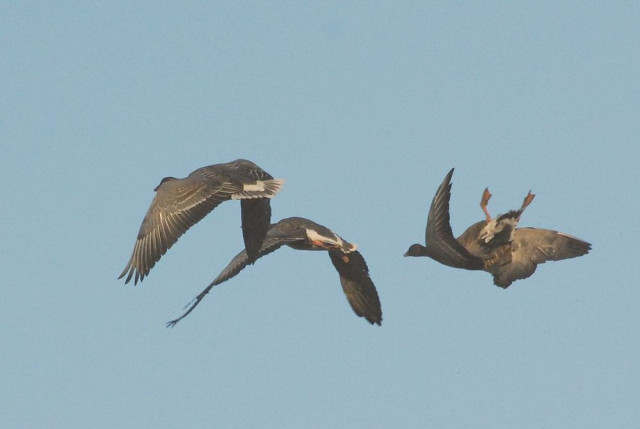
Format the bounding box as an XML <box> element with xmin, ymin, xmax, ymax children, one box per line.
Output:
<box><xmin>404</xmin><ymin>168</ymin><xmax>591</xmax><ymax>288</ymax></box>
<box><xmin>167</xmin><ymin>216</ymin><xmax>382</xmax><ymax>326</ymax></box>
<box><xmin>119</xmin><ymin>159</ymin><xmax>284</xmax><ymax>285</ymax></box>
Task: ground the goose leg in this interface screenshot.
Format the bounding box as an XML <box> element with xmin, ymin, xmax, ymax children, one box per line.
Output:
<box><xmin>480</xmin><ymin>187</ymin><xmax>492</xmax><ymax>222</ymax></box>
<box><xmin>516</xmin><ymin>190</ymin><xmax>535</xmax><ymax>221</ymax></box>
<box><xmin>521</xmin><ymin>190</ymin><xmax>535</xmax><ymax>210</ymax></box>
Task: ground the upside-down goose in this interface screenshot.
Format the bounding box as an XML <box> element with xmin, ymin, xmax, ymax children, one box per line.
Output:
<box><xmin>404</xmin><ymin>168</ymin><xmax>591</xmax><ymax>288</ymax></box>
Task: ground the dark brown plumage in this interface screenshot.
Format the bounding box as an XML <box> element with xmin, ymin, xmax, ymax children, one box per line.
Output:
<box><xmin>119</xmin><ymin>159</ymin><xmax>284</xmax><ymax>285</ymax></box>
<box><xmin>167</xmin><ymin>217</ymin><xmax>382</xmax><ymax>327</ymax></box>
<box><xmin>404</xmin><ymin>168</ymin><xmax>591</xmax><ymax>288</ymax></box>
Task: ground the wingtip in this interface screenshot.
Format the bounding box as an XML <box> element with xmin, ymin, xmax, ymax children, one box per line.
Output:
<box><xmin>558</xmin><ymin>233</ymin><xmax>592</xmax><ymax>256</ymax></box>
<box><xmin>118</xmin><ymin>266</ymin><xmax>143</xmax><ymax>285</ymax></box>
<box><xmin>445</xmin><ymin>167</ymin><xmax>455</xmax><ymax>181</ymax></box>
<box><xmin>439</xmin><ymin>168</ymin><xmax>455</xmax><ymax>190</ymax></box>
<box><xmin>118</xmin><ymin>266</ymin><xmax>133</xmax><ymax>284</ymax></box>
<box><xmin>245</xmin><ymin>247</ymin><xmax>261</xmax><ymax>265</ymax></box>
<box><xmin>369</xmin><ymin>316</ymin><xmax>382</xmax><ymax>326</ymax></box>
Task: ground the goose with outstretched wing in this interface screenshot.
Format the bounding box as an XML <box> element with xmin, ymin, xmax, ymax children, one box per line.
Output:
<box><xmin>119</xmin><ymin>159</ymin><xmax>284</xmax><ymax>285</ymax></box>
<box><xmin>405</xmin><ymin>168</ymin><xmax>591</xmax><ymax>288</ymax></box>
<box><xmin>167</xmin><ymin>217</ymin><xmax>382</xmax><ymax>327</ymax></box>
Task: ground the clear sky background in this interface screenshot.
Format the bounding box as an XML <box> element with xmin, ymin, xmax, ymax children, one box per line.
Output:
<box><xmin>2</xmin><ymin>2</ymin><xmax>639</xmax><ymax>428</ymax></box>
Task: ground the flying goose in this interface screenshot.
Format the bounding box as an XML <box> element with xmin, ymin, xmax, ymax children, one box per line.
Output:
<box><xmin>404</xmin><ymin>168</ymin><xmax>591</xmax><ymax>288</ymax></box>
<box><xmin>119</xmin><ymin>159</ymin><xmax>284</xmax><ymax>285</ymax></box>
<box><xmin>167</xmin><ymin>216</ymin><xmax>382</xmax><ymax>326</ymax></box>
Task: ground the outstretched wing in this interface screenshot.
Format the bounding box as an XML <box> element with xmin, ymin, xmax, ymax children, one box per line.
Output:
<box><xmin>492</xmin><ymin>228</ymin><xmax>591</xmax><ymax>288</ymax></box>
<box><xmin>427</xmin><ymin>168</ymin><xmax>484</xmax><ymax>269</ymax></box>
<box><xmin>166</xmin><ymin>219</ymin><xmax>305</xmax><ymax>327</ymax></box>
<box><xmin>119</xmin><ymin>176</ymin><xmax>241</xmax><ymax>285</ymax></box>
<box><xmin>328</xmin><ymin>250</ymin><xmax>382</xmax><ymax>326</ymax></box>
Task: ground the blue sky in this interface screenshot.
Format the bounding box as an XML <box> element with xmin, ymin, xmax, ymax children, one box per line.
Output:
<box><xmin>2</xmin><ymin>2</ymin><xmax>639</xmax><ymax>428</ymax></box>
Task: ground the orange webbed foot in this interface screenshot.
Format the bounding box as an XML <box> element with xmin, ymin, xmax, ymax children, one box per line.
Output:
<box><xmin>480</xmin><ymin>187</ymin><xmax>492</xmax><ymax>222</ymax></box>
<box><xmin>521</xmin><ymin>190</ymin><xmax>535</xmax><ymax>210</ymax></box>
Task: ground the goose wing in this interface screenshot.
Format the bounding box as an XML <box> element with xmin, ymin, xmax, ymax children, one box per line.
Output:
<box><xmin>492</xmin><ymin>228</ymin><xmax>591</xmax><ymax>288</ymax></box>
<box><xmin>195</xmin><ymin>160</ymin><xmax>284</xmax><ymax>262</ymax></box>
<box><xmin>427</xmin><ymin>168</ymin><xmax>484</xmax><ymax>269</ymax></box>
<box><xmin>241</xmin><ymin>198</ymin><xmax>272</xmax><ymax>263</ymax></box>
<box><xmin>328</xmin><ymin>250</ymin><xmax>382</xmax><ymax>325</ymax></box>
<box><xmin>166</xmin><ymin>219</ymin><xmax>306</xmax><ymax>326</ymax></box>
<box><xmin>213</xmin><ymin>219</ymin><xmax>307</xmax><ymax>286</ymax></box>
<box><xmin>119</xmin><ymin>174</ymin><xmax>242</xmax><ymax>285</ymax></box>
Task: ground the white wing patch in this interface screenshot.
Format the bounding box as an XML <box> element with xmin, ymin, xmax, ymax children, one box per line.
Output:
<box><xmin>305</xmin><ymin>228</ymin><xmax>357</xmax><ymax>252</ymax></box>
<box><xmin>231</xmin><ymin>179</ymin><xmax>285</xmax><ymax>200</ymax></box>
